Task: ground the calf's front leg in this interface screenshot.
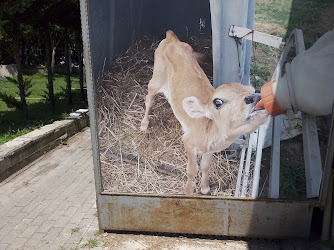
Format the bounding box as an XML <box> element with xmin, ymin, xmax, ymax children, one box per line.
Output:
<box><xmin>184</xmin><ymin>146</ymin><xmax>199</xmax><ymax>195</ymax></box>
<box><xmin>200</xmin><ymin>152</ymin><xmax>212</xmax><ymax>195</ymax></box>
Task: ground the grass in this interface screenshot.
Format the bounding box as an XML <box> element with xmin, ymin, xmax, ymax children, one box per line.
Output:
<box><xmin>252</xmin><ymin>0</ymin><xmax>331</xmax><ymax>89</ymax></box>
<box><xmin>71</xmin><ymin>227</ymin><xmax>80</xmax><ymax>235</ymax></box>
<box><xmin>80</xmin><ymin>239</ymin><xmax>98</xmax><ymax>248</ymax></box>
<box><xmin>255</xmin><ymin>0</ymin><xmax>328</xmax><ymax>40</ymax></box>
<box><xmin>0</xmin><ymin>73</ymin><xmax>87</xmax><ymax>145</ymax></box>
<box><xmin>1</xmin><ymin>73</ymin><xmax>82</xmax><ymax>98</ymax></box>
<box><xmin>255</xmin><ymin>0</ymin><xmax>293</xmax><ymax>28</ymax></box>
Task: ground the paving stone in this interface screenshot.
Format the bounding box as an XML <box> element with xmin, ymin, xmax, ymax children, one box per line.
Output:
<box><xmin>0</xmin><ymin>243</ymin><xmax>9</xmax><ymax>249</ymax></box>
<box><xmin>23</xmin><ymin>232</ymin><xmax>47</xmax><ymax>249</ymax></box>
<box><xmin>19</xmin><ymin>225</ymin><xmax>39</xmax><ymax>238</ymax></box>
<box><xmin>6</xmin><ymin>236</ymin><xmax>28</xmax><ymax>249</ymax></box>
<box><xmin>35</xmin><ymin>220</ymin><xmax>55</xmax><ymax>233</ymax></box>
<box><xmin>69</xmin><ymin>212</ymin><xmax>87</xmax><ymax>225</ymax></box>
<box><xmin>0</xmin><ymin>225</ymin><xmax>13</xmax><ymax>241</ymax></box>
<box><xmin>31</xmin><ymin>214</ymin><xmax>49</xmax><ymax>226</ymax></box>
<box><xmin>42</xmin><ymin>227</ymin><xmax>63</xmax><ymax>245</ymax></box>
<box><xmin>0</xmin><ymin>129</ymin><xmax>97</xmax><ymax>249</ymax></box>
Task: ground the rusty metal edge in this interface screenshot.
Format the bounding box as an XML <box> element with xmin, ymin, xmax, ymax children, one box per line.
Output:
<box><xmin>97</xmin><ymin>192</ymin><xmax>315</xmax><ymax>238</ymax></box>
<box><xmin>100</xmin><ymin>191</ymin><xmax>321</xmax><ymax>204</ymax></box>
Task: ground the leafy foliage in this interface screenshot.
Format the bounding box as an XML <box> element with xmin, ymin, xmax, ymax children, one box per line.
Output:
<box><xmin>0</xmin><ymin>92</ymin><xmax>22</xmax><ymax>110</ymax></box>
<box><xmin>0</xmin><ymin>77</ymin><xmax>32</xmax><ymax>110</ymax></box>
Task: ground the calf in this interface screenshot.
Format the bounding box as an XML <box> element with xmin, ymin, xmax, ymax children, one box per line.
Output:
<box><xmin>140</xmin><ymin>30</ymin><xmax>268</xmax><ymax>195</ymax></box>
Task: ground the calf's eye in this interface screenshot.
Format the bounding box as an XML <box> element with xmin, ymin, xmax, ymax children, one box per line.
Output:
<box><xmin>213</xmin><ymin>98</ymin><xmax>224</xmax><ymax>109</ymax></box>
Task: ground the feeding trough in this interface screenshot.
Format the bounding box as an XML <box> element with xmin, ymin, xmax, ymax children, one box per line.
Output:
<box><xmin>80</xmin><ymin>0</ymin><xmax>333</xmax><ymax>239</ymax></box>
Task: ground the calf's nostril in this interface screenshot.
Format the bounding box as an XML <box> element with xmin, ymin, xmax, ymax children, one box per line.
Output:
<box><xmin>245</xmin><ymin>94</ymin><xmax>262</xmax><ymax>105</ymax></box>
<box><xmin>244</xmin><ymin>96</ymin><xmax>254</xmax><ymax>104</ymax></box>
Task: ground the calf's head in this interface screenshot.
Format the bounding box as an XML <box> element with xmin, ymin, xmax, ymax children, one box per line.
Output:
<box><xmin>183</xmin><ymin>82</ymin><xmax>268</xmax><ymax>136</ymax></box>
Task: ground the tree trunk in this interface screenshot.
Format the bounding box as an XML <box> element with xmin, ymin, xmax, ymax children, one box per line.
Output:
<box><xmin>45</xmin><ymin>32</ymin><xmax>55</xmax><ymax>112</ymax></box>
<box><xmin>51</xmin><ymin>46</ymin><xmax>56</xmax><ymax>74</ymax></box>
<box><xmin>65</xmin><ymin>32</ymin><xmax>72</xmax><ymax>106</ymax></box>
<box><xmin>14</xmin><ymin>47</ymin><xmax>28</xmax><ymax>120</ymax></box>
<box><xmin>78</xmin><ymin>41</ymin><xmax>86</xmax><ymax>103</ymax></box>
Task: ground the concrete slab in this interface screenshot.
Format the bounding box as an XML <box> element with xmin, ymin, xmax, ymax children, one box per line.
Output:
<box><xmin>0</xmin><ymin>109</ymin><xmax>89</xmax><ymax>182</ymax></box>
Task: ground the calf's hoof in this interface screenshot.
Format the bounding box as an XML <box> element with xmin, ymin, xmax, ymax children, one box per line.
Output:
<box><xmin>200</xmin><ymin>187</ymin><xmax>211</xmax><ymax>195</ymax></box>
<box><xmin>140</xmin><ymin>121</ymin><xmax>149</xmax><ymax>131</ymax></box>
<box><xmin>184</xmin><ymin>186</ymin><xmax>193</xmax><ymax>195</ymax></box>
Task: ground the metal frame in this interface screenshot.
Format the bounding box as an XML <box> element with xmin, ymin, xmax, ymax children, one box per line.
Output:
<box><xmin>80</xmin><ymin>0</ymin><xmax>332</xmax><ymax>238</ymax></box>
<box><xmin>98</xmin><ymin>192</ymin><xmax>313</xmax><ymax>238</ymax></box>
<box><xmin>266</xmin><ymin>29</ymin><xmax>323</xmax><ymax>199</ymax></box>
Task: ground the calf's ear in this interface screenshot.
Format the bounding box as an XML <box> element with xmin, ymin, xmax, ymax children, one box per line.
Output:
<box><xmin>183</xmin><ymin>96</ymin><xmax>212</xmax><ymax>119</ymax></box>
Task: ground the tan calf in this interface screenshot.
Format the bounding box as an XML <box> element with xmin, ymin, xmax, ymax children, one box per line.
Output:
<box><xmin>140</xmin><ymin>30</ymin><xmax>268</xmax><ymax>195</ymax></box>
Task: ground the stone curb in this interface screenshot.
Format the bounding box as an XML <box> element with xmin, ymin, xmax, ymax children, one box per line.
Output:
<box><xmin>0</xmin><ymin>109</ymin><xmax>90</xmax><ymax>182</ymax></box>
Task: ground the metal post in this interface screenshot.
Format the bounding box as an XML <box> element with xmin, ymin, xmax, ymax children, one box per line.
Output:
<box><xmin>322</xmin><ymin>170</ymin><xmax>334</xmax><ymax>241</ymax></box>
<box><xmin>243</xmin><ymin>0</ymin><xmax>256</xmax><ymax>86</ymax></box>
<box><xmin>209</xmin><ymin>0</ymin><xmax>248</xmax><ymax>87</ymax></box>
<box><xmin>80</xmin><ymin>0</ymin><xmax>104</xmax><ymax>194</ymax></box>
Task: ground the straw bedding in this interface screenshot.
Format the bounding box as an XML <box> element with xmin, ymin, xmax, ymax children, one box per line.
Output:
<box><xmin>96</xmin><ymin>35</ymin><xmax>256</xmax><ymax>196</ymax></box>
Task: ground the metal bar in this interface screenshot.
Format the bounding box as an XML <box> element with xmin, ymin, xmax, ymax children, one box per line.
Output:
<box><xmin>302</xmin><ymin>113</ymin><xmax>323</xmax><ymax>198</ymax></box>
<box><xmin>331</xmin><ymin>172</ymin><xmax>334</xmax><ymax>241</ymax></box>
<box><xmin>320</xmin><ymin>104</ymin><xmax>334</xmax><ymax>205</ymax></box>
<box><xmin>235</xmin><ymin>143</ymin><xmax>247</xmax><ymax>197</ymax></box>
<box><xmin>229</xmin><ymin>26</ymin><xmax>283</xmax><ymax>48</ymax></box>
<box><xmin>292</xmin><ymin>29</ymin><xmax>323</xmax><ymax>198</ymax></box>
<box><xmin>321</xmin><ymin>104</ymin><xmax>334</xmax><ymax>240</ymax></box>
<box><xmin>241</xmin><ymin>133</ymin><xmax>255</xmax><ymax>197</ymax></box>
<box><xmin>267</xmin><ymin>55</ymin><xmax>282</xmax><ymax>199</ymax></box>
<box><xmin>269</xmin><ymin>116</ymin><xmax>280</xmax><ymax>198</ymax></box>
<box><xmin>322</xmin><ymin>170</ymin><xmax>334</xmax><ymax>240</ymax></box>
<box><xmin>251</xmin><ymin>125</ymin><xmax>267</xmax><ymax>198</ymax></box>
<box><xmin>294</xmin><ymin>29</ymin><xmax>306</xmax><ymax>54</ymax></box>
<box><xmin>98</xmin><ymin>193</ymin><xmax>313</xmax><ymax>238</ymax></box>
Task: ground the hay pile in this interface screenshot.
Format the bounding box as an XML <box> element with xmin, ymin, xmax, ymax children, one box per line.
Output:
<box><xmin>97</xmin><ymin>35</ymin><xmax>254</xmax><ymax>196</ymax></box>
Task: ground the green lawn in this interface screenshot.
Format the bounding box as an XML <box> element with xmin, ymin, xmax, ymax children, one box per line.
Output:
<box><xmin>252</xmin><ymin>0</ymin><xmax>331</xmax><ymax>88</ymax></box>
<box><xmin>255</xmin><ymin>0</ymin><xmax>329</xmax><ymax>42</ymax></box>
<box><xmin>256</xmin><ymin>0</ymin><xmax>292</xmax><ymax>29</ymax></box>
<box><xmin>0</xmin><ymin>73</ymin><xmax>87</xmax><ymax>145</ymax></box>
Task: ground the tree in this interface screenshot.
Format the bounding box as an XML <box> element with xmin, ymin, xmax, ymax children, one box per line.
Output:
<box><xmin>52</xmin><ymin>0</ymin><xmax>82</xmax><ymax>105</ymax></box>
<box><xmin>0</xmin><ymin>0</ymin><xmax>85</xmax><ymax>114</ymax></box>
<box><xmin>29</xmin><ymin>0</ymin><xmax>83</xmax><ymax>107</ymax></box>
<box><xmin>75</xmin><ymin>30</ymin><xmax>86</xmax><ymax>103</ymax></box>
<box><xmin>0</xmin><ymin>0</ymin><xmax>37</xmax><ymax>120</ymax></box>
<box><xmin>24</xmin><ymin>0</ymin><xmax>64</xmax><ymax>113</ymax></box>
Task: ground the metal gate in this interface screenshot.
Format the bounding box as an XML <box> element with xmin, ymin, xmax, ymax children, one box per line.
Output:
<box><xmin>80</xmin><ymin>0</ymin><xmax>333</xmax><ymax>238</ymax></box>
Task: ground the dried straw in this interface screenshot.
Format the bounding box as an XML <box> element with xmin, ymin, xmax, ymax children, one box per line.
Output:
<box><xmin>96</xmin><ymin>35</ymin><xmax>256</xmax><ymax>196</ymax></box>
